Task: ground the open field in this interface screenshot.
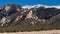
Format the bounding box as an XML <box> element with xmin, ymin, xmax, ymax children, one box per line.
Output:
<box><xmin>0</xmin><ymin>30</ymin><xmax>60</xmax><ymax>34</ymax></box>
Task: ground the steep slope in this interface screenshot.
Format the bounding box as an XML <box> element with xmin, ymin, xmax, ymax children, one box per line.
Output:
<box><xmin>0</xmin><ymin>4</ymin><xmax>60</xmax><ymax>27</ymax></box>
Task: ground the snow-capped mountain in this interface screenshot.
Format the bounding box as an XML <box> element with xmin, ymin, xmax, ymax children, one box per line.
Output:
<box><xmin>22</xmin><ymin>4</ymin><xmax>60</xmax><ymax>9</ymax></box>
<box><xmin>0</xmin><ymin>4</ymin><xmax>60</xmax><ymax>27</ymax></box>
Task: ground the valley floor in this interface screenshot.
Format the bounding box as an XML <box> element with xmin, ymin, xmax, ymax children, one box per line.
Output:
<box><xmin>0</xmin><ymin>30</ymin><xmax>60</xmax><ymax>34</ymax></box>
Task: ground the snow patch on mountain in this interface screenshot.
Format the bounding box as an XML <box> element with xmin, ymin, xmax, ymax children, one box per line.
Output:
<box><xmin>22</xmin><ymin>4</ymin><xmax>60</xmax><ymax>9</ymax></box>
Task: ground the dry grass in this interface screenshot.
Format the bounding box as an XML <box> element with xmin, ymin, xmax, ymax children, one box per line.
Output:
<box><xmin>0</xmin><ymin>30</ymin><xmax>60</xmax><ymax>34</ymax></box>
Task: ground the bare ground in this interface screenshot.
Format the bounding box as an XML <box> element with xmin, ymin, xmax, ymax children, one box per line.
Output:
<box><xmin>0</xmin><ymin>30</ymin><xmax>60</xmax><ymax>34</ymax></box>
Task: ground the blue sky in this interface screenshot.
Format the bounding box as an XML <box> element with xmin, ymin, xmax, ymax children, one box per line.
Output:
<box><xmin>0</xmin><ymin>0</ymin><xmax>60</xmax><ymax>6</ymax></box>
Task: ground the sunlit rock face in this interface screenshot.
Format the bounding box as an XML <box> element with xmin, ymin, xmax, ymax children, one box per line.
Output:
<box><xmin>0</xmin><ymin>4</ymin><xmax>60</xmax><ymax>26</ymax></box>
<box><xmin>26</xmin><ymin>10</ymin><xmax>33</xmax><ymax>19</ymax></box>
<box><xmin>4</xmin><ymin>4</ymin><xmax>22</xmax><ymax>11</ymax></box>
<box><xmin>5</xmin><ymin>5</ymin><xmax>11</xmax><ymax>11</ymax></box>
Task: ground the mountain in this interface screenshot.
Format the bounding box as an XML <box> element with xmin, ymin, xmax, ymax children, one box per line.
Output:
<box><xmin>0</xmin><ymin>4</ymin><xmax>60</xmax><ymax>32</ymax></box>
<box><xmin>0</xmin><ymin>4</ymin><xmax>60</xmax><ymax>26</ymax></box>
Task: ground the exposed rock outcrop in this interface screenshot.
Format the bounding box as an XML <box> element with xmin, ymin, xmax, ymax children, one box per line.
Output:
<box><xmin>0</xmin><ymin>4</ymin><xmax>60</xmax><ymax>26</ymax></box>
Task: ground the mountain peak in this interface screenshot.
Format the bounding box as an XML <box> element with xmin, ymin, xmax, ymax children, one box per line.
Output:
<box><xmin>3</xmin><ymin>4</ymin><xmax>22</xmax><ymax>11</ymax></box>
<box><xmin>0</xmin><ymin>4</ymin><xmax>60</xmax><ymax>27</ymax></box>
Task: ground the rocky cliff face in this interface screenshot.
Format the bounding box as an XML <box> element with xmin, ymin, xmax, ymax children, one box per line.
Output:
<box><xmin>0</xmin><ymin>4</ymin><xmax>60</xmax><ymax>27</ymax></box>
